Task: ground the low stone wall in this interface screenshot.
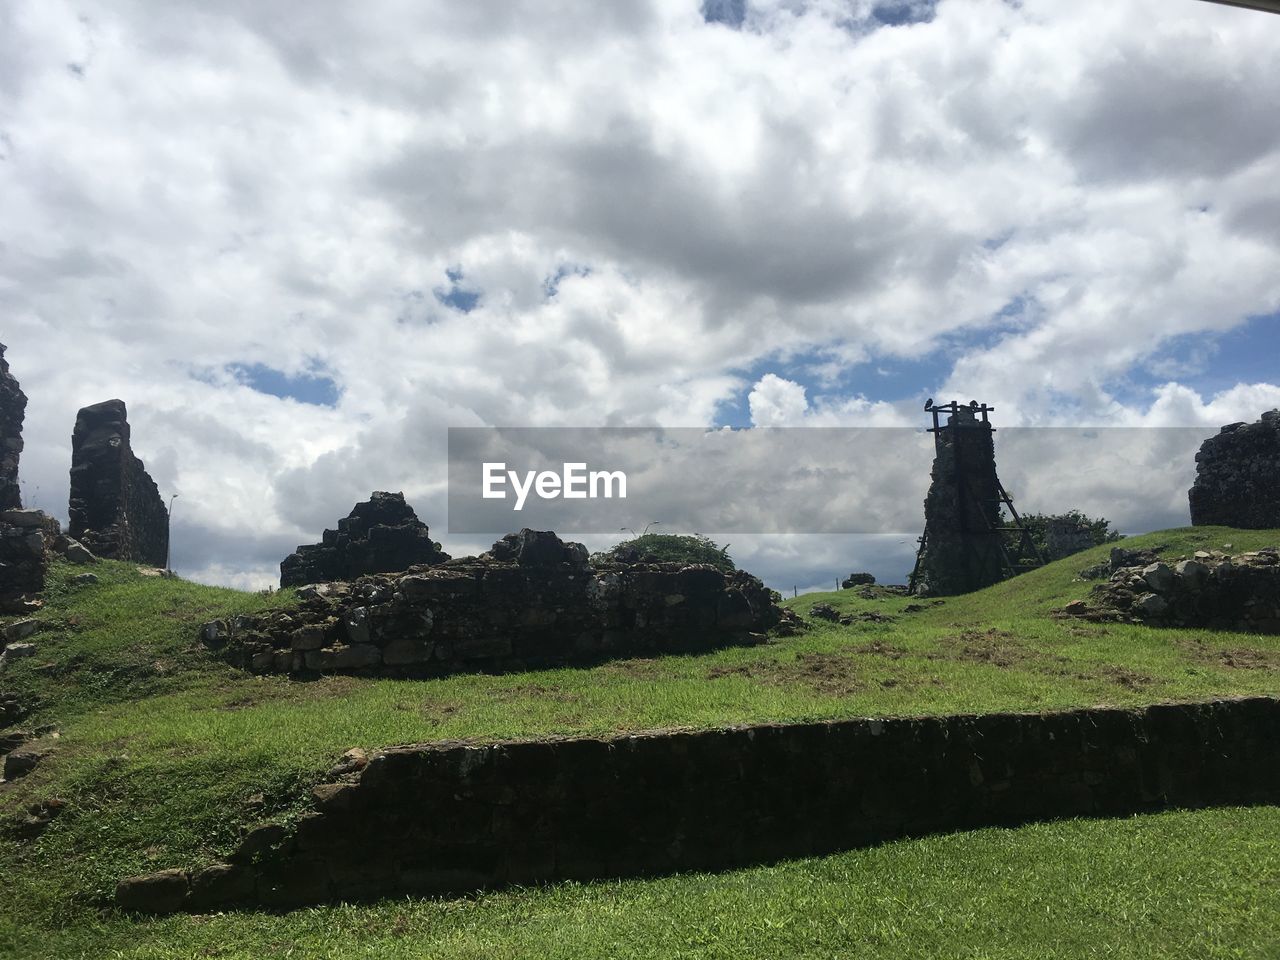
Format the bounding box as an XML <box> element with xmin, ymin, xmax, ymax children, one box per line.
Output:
<box><xmin>204</xmin><ymin>530</ymin><xmax>788</xmax><ymax>678</ymax></box>
<box><xmin>0</xmin><ymin>509</ymin><xmax>60</xmax><ymax>615</ymax></box>
<box><xmin>1064</xmin><ymin>547</ymin><xmax>1280</xmax><ymax>632</ymax></box>
<box><xmin>116</xmin><ymin>696</ymin><xmax>1280</xmax><ymax>913</ymax></box>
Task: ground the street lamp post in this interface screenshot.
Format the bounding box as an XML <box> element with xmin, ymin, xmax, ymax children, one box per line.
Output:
<box><xmin>165</xmin><ymin>493</ymin><xmax>179</xmax><ymax>575</ymax></box>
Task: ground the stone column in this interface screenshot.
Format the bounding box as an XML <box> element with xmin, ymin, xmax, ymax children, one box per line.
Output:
<box><xmin>0</xmin><ymin>343</ymin><xmax>26</xmax><ymax>511</ymax></box>
<box><xmin>68</xmin><ymin>399</ymin><xmax>169</xmax><ymax>565</ymax></box>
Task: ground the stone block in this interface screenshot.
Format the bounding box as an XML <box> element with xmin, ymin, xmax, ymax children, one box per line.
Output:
<box><xmin>290</xmin><ymin>624</ymin><xmax>328</xmax><ymax>651</ymax></box>
<box><xmin>1141</xmin><ymin>562</ymin><xmax>1175</xmax><ymax>596</ymax></box>
<box><xmin>343</xmin><ymin>606</ymin><xmax>371</xmax><ymax>644</ymax></box>
<box><xmin>381</xmin><ymin>635</ymin><xmax>432</xmax><ymax>666</ymax></box>
<box><xmin>187</xmin><ymin>863</ymin><xmax>255</xmax><ymax>910</ymax></box>
<box><xmin>115</xmin><ymin>868</ymin><xmax>190</xmax><ymax>914</ymax></box>
<box><xmin>400</xmin><ymin>569</ymin><xmax>480</xmax><ymax>600</ymax></box>
<box><xmin>0</xmin><ymin>510</ymin><xmax>43</xmax><ymax>529</ymax></box>
<box><xmin>2</xmin><ymin>618</ymin><xmax>39</xmax><ymax>642</ymax></box>
<box><xmin>306</xmin><ymin>644</ymin><xmax>382</xmax><ymax>671</ymax></box>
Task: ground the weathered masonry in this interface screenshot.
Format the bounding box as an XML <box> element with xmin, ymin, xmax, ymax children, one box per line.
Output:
<box><xmin>1189</xmin><ymin>409</ymin><xmax>1280</xmax><ymax>529</ymax></box>
<box><xmin>0</xmin><ymin>343</ymin><xmax>26</xmax><ymax>511</ymax></box>
<box><xmin>1066</xmin><ymin>546</ymin><xmax>1280</xmax><ymax>632</ymax></box>
<box><xmin>68</xmin><ymin>399</ymin><xmax>168</xmax><ymax>566</ymax></box>
<box><xmin>0</xmin><ymin>509</ymin><xmax>61</xmax><ymax>614</ymax></box>
<box><xmin>280</xmin><ymin>491</ymin><xmax>449</xmax><ymax>587</ymax></box>
<box><xmin>208</xmin><ymin>529</ymin><xmax>787</xmax><ymax>678</ymax></box>
<box><xmin>117</xmin><ymin>696</ymin><xmax>1280</xmax><ymax>913</ymax></box>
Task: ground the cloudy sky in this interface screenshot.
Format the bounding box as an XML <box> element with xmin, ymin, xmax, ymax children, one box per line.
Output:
<box><xmin>2</xmin><ymin>0</ymin><xmax>1278</xmax><ymax>591</ymax></box>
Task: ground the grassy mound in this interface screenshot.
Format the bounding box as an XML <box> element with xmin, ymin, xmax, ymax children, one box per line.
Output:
<box><xmin>0</xmin><ymin>525</ymin><xmax>1276</xmax><ymax>954</ymax></box>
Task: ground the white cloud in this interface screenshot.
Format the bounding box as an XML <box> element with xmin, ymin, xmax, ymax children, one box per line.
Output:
<box><xmin>748</xmin><ymin>374</ymin><xmax>809</xmax><ymax>425</ymax></box>
<box><xmin>1</xmin><ymin>0</ymin><xmax>1278</xmax><ymax>590</ymax></box>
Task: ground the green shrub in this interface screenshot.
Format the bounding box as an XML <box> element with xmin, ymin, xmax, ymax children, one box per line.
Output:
<box><xmin>596</xmin><ymin>533</ymin><xmax>735</xmax><ymax>571</ymax></box>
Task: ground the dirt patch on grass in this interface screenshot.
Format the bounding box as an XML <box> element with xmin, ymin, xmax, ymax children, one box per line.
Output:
<box><xmin>1098</xmin><ymin>666</ymin><xmax>1154</xmax><ymax>689</ymax></box>
<box><xmin>847</xmin><ymin>611</ymin><xmax>897</xmax><ymax>625</ymax></box>
<box><xmin>1173</xmin><ymin>640</ymin><xmax>1280</xmax><ymax>672</ymax></box>
<box><xmin>1038</xmin><ymin>662</ymin><xmax>1156</xmax><ymax>689</ymax></box>
<box><xmin>601</xmin><ymin>658</ymin><xmax>665</xmax><ymax>679</ymax></box>
<box><xmin>850</xmin><ymin>640</ymin><xmax>910</xmax><ymax>660</ymax></box>
<box><xmin>493</xmin><ymin>683</ymin><xmax>582</xmax><ymax>704</ymax></box>
<box><xmin>708</xmin><ymin>652</ymin><xmax>866</xmax><ymax>696</ymax></box>
<box><xmin>1210</xmin><ymin>648</ymin><xmax>1280</xmax><ymax>670</ymax></box>
<box><xmin>931</xmin><ymin>629</ymin><xmax>1030</xmax><ymax>668</ymax></box>
<box><xmin>1064</xmin><ymin>624</ymin><xmax>1110</xmax><ymax>638</ymax></box>
<box><xmin>416</xmin><ymin>700</ymin><xmax>462</xmax><ymax>722</ymax></box>
<box><xmin>217</xmin><ymin>694</ymin><xmax>266</xmax><ymax>712</ymax></box>
<box><xmin>787</xmin><ymin>654</ymin><xmax>867</xmax><ymax>695</ymax></box>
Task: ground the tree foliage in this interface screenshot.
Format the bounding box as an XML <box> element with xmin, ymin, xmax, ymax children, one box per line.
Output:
<box><xmin>1011</xmin><ymin>509</ymin><xmax>1124</xmax><ymax>560</ymax></box>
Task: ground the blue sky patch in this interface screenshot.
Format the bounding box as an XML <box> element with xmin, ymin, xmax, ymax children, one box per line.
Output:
<box><xmin>870</xmin><ymin>0</ymin><xmax>938</xmax><ymax>26</ymax></box>
<box><xmin>435</xmin><ymin>267</ymin><xmax>481</xmax><ymax>313</ymax></box>
<box><xmin>702</xmin><ymin>0</ymin><xmax>746</xmax><ymax>27</ymax></box>
<box><xmin>716</xmin><ymin>346</ymin><xmax>951</xmax><ymax>427</ymax></box>
<box><xmin>1127</xmin><ymin>312</ymin><xmax>1280</xmax><ymax>400</ymax></box>
<box><xmin>544</xmin><ymin>263</ymin><xmax>592</xmax><ymax>299</ymax></box>
<box><xmin>227</xmin><ymin>361</ymin><xmax>341</xmax><ymax>407</ymax></box>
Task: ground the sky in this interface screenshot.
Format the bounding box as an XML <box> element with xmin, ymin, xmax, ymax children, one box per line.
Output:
<box><xmin>2</xmin><ymin>0</ymin><xmax>1279</xmax><ymax>592</ymax></box>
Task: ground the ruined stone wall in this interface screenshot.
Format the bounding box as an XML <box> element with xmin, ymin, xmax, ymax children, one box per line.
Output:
<box><xmin>913</xmin><ymin>408</ymin><xmax>1006</xmax><ymax>596</ymax></box>
<box><xmin>0</xmin><ymin>344</ymin><xmax>27</xmax><ymax>511</ymax></box>
<box><xmin>1189</xmin><ymin>410</ymin><xmax>1280</xmax><ymax>529</ymax></box>
<box><xmin>1045</xmin><ymin>519</ymin><xmax>1095</xmax><ymax>561</ymax></box>
<box><xmin>1065</xmin><ymin>546</ymin><xmax>1280</xmax><ymax>632</ymax></box>
<box><xmin>68</xmin><ymin>400</ymin><xmax>168</xmax><ymax>566</ymax></box>
<box><xmin>117</xmin><ymin>696</ymin><xmax>1280</xmax><ymax>912</ymax></box>
<box><xmin>206</xmin><ymin>529</ymin><xmax>787</xmax><ymax>678</ymax></box>
<box><xmin>280</xmin><ymin>492</ymin><xmax>449</xmax><ymax>587</ymax></box>
<box><xmin>0</xmin><ymin>509</ymin><xmax>60</xmax><ymax>614</ymax></box>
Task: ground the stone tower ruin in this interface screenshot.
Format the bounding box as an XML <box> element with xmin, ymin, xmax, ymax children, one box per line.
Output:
<box><xmin>68</xmin><ymin>399</ymin><xmax>169</xmax><ymax>566</ymax></box>
<box><xmin>908</xmin><ymin>400</ymin><xmax>1044</xmax><ymax>596</ymax></box>
<box><xmin>0</xmin><ymin>343</ymin><xmax>27</xmax><ymax>510</ymax></box>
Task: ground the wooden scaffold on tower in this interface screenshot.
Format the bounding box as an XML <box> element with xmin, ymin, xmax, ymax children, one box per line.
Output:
<box><xmin>908</xmin><ymin>399</ymin><xmax>1046</xmax><ymax>596</ymax></box>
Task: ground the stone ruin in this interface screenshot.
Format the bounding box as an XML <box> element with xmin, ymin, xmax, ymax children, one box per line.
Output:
<box><xmin>0</xmin><ymin>346</ymin><xmax>62</xmax><ymax>614</ymax></box>
<box><xmin>840</xmin><ymin>572</ymin><xmax>876</xmax><ymax>589</ymax></box>
<box><xmin>909</xmin><ymin>401</ymin><xmax>1042</xmax><ymax>596</ymax></box>
<box><xmin>280</xmin><ymin>492</ymin><xmax>449</xmax><ymax>588</ymax></box>
<box><xmin>116</xmin><ymin>696</ymin><xmax>1280</xmax><ymax>913</ymax></box>
<box><xmin>68</xmin><ymin>399</ymin><xmax>168</xmax><ymax>566</ymax></box>
<box><xmin>205</xmin><ymin>528</ymin><xmax>788</xmax><ymax>677</ymax></box>
<box><xmin>1044</xmin><ymin>517</ymin><xmax>1095</xmax><ymax>560</ymax></box>
<box><xmin>0</xmin><ymin>343</ymin><xmax>25</xmax><ymax>511</ymax></box>
<box><xmin>1062</xmin><ymin>545</ymin><xmax>1280</xmax><ymax>633</ymax></box>
<box><xmin>0</xmin><ymin>509</ymin><xmax>62</xmax><ymax>615</ymax></box>
<box><xmin>2</xmin><ymin>356</ymin><xmax>157</xmax><ymax>611</ymax></box>
<box><xmin>1189</xmin><ymin>409</ymin><xmax>1280</xmax><ymax>529</ymax></box>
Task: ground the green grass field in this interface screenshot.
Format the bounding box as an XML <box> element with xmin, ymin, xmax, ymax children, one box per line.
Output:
<box><xmin>0</xmin><ymin>525</ymin><xmax>1277</xmax><ymax>958</ymax></box>
<box><xmin>4</xmin><ymin>807</ymin><xmax>1277</xmax><ymax>960</ymax></box>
